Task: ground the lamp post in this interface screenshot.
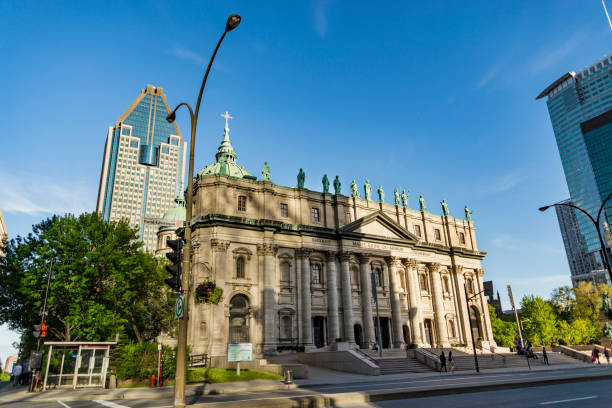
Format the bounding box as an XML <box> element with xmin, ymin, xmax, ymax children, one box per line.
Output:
<box><xmin>539</xmin><ymin>191</ymin><xmax>612</xmax><ymax>284</ymax></box>
<box><xmin>464</xmin><ymin>285</ymin><xmax>485</xmax><ymax>373</ymax></box>
<box><xmin>166</xmin><ymin>14</ymin><xmax>241</xmax><ymax>408</ymax></box>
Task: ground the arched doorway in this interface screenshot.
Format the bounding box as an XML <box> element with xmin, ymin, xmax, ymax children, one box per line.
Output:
<box><xmin>424</xmin><ymin>319</ymin><xmax>434</xmax><ymax>346</ymax></box>
<box><xmin>229</xmin><ymin>295</ymin><xmax>250</xmax><ymax>343</ymax></box>
<box><xmin>313</xmin><ymin>316</ymin><xmax>326</xmax><ymax>348</ymax></box>
<box><xmin>354</xmin><ymin>324</ymin><xmax>363</xmax><ymax>348</ymax></box>
<box><xmin>469</xmin><ymin>306</ymin><xmax>483</xmax><ymax>340</ymax></box>
<box><xmin>402</xmin><ymin>325</ymin><xmax>410</xmax><ymax>344</ymax></box>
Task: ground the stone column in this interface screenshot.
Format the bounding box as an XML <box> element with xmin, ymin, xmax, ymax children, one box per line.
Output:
<box><xmin>476</xmin><ymin>268</ymin><xmax>495</xmax><ymax>346</ymax></box>
<box><xmin>297</xmin><ymin>248</ymin><xmax>314</xmax><ymax>347</ymax></box>
<box><xmin>428</xmin><ymin>262</ymin><xmax>449</xmax><ymax>347</ymax></box>
<box><xmin>358</xmin><ymin>254</ymin><xmax>375</xmax><ymax>347</ymax></box>
<box><xmin>339</xmin><ymin>251</ymin><xmax>355</xmax><ymax>344</ymax></box>
<box><xmin>385</xmin><ymin>257</ymin><xmax>405</xmax><ymax>348</ymax></box>
<box><xmin>258</xmin><ymin>243</ymin><xmax>278</xmax><ymax>353</ymax></box>
<box><xmin>325</xmin><ymin>251</ymin><xmax>340</xmax><ymax>343</ymax></box>
<box><xmin>404</xmin><ymin>258</ymin><xmax>423</xmax><ymax>345</ymax></box>
<box><xmin>454</xmin><ymin>265</ymin><xmax>471</xmax><ymax>345</ymax></box>
<box><xmin>210</xmin><ymin>239</ymin><xmax>230</xmax><ymax>355</ymax></box>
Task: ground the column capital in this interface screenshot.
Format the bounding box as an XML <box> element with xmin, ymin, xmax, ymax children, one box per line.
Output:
<box><xmin>211</xmin><ymin>239</ymin><xmax>230</xmax><ymax>252</ymax></box>
<box><xmin>295</xmin><ymin>247</ymin><xmax>313</xmax><ymax>259</ymax></box>
<box><xmin>357</xmin><ymin>253</ymin><xmax>371</xmax><ymax>264</ymax></box>
<box><xmin>257</xmin><ymin>243</ymin><xmax>278</xmax><ymax>256</ymax></box>
<box><xmin>426</xmin><ymin>262</ymin><xmax>440</xmax><ymax>273</ymax></box>
<box><xmin>325</xmin><ymin>251</ymin><xmax>338</xmax><ymax>261</ymax></box>
<box><xmin>454</xmin><ymin>265</ymin><xmax>464</xmax><ymax>274</ymax></box>
<box><xmin>475</xmin><ymin>268</ymin><xmax>485</xmax><ymax>277</ymax></box>
<box><xmin>385</xmin><ymin>256</ymin><xmax>404</xmax><ymax>268</ymax></box>
<box><xmin>403</xmin><ymin>258</ymin><xmax>417</xmax><ymax>269</ymax></box>
<box><xmin>339</xmin><ymin>250</ymin><xmax>353</xmax><ymax>262</ymax></box>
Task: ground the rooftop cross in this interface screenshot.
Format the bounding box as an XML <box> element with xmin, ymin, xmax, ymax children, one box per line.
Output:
<box><xmin>220</xmin><ymin>110</ymin><xmax>233</xmax><ymax>130</ymax></box>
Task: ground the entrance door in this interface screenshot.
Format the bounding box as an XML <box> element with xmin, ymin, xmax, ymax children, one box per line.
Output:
<box><xmin>313</xmin><ymin>316</ymin><xmax>325</xmax><ymax>348</ymax></box>
<box><xmin>375</xmin><ymin>317</ymin><xmax>391</xmax><ymax>348</ymax></box>
<box><xmin>229</xmin><ymin>295</ymin><xmax>250</xmax><ymax>343</ymax></box>
<box><xmin>424</xmin><ymin>319</ymin><xmax>434</xmax><ymax>346</ymax></box>
<box><xmin>354</xmin><ymin>324</ymin><xmax>363</xmax><ymax>348</ymax></box>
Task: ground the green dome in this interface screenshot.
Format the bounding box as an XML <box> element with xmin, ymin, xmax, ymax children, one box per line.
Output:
<box><xmin>197</xmin><ymin>123</ymin><xmax>251</xmax><ymax>179</ymax></box>
<box><xmin>159</xmin><ymin>195</ymin><xmax>186</xmax><ymax>232</ymax></box>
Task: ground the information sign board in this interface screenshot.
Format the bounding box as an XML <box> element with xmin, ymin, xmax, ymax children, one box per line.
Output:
<box><xmin>227</xmin><ymin>343</ymin><xmax>252</xmax><ymax>362</ymax></box>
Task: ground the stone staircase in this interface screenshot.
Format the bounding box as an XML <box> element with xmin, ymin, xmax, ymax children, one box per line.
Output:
<box><xmin>449</xmin><ymin>351</ymin><xmax>586</xmax><ymax>371</ymax></box>
<box><xmin>360</xmin><ymin>349</ymin><xmax>434</xmax><ymax>374</ymax></box>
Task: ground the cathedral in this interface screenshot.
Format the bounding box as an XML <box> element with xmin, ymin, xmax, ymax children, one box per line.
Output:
<box><xmin>157</xmin><ymin>113</ymin><xmax>496</xmax><ymax>362</ymax></box>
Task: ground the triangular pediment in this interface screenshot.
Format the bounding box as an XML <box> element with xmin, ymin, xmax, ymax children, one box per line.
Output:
<box><xmin>339</xmin><ymin>211</ymin><xmax>419</xmax><ymax>243</ymax></box>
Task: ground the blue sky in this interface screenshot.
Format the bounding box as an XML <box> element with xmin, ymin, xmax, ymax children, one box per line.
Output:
<box><xmin>0</xmin><ymin>1</ymin><xmax>611</xmax><ymax>362</ymax></box>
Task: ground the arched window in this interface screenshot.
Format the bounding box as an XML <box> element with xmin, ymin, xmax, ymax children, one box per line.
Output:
<box><xmin>229</xmin><ymin>295</ymin><xmax>250</xmax><ymax>343</ymax></box>
<box><xmin>351</xmin><ymin>267</ymin><xmax>360</xmax><ymax>287</ymax></box>
<box><xmin>312</xmin><ymin>264</ymin><xmax>321</xmax><ymax>284</ymax></box>
<box><xmin>443</xmin><ymin>276</ymin><xmax>450</xmax><ymax>294</ymax></box>
<box><xmin>281</xmin><ymin>262</ymin><xmax>290</xmax><ymax>282</ymax></box>
<box><xmin>467</xmin><ymin>278</ymin><xmax>474</xmax><ymax>294</ymax></box>
<box><xmin>419</xmin><ymin>274</ymin><xmax>429</xmax><ymax>292</ymax></box>
<box><xmin>236</xmin><ymin>257</ymin><xmax>245</xmax><ymax>278</ymax></box>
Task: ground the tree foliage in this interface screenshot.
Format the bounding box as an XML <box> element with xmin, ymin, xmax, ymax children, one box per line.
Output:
<box><xmin>520</xmin><ymin>295</ymin><xmax>559</xmax><ymax>346</ymax></box>
<box><xmin>488</xmin><ymin>305</ymin><xmax>517</xmax><ymax>347</ymax></box>
<box><xmin>0</xmin><ymin>213</ymin><xmax>175</xmax><ymax>355</ymax></box>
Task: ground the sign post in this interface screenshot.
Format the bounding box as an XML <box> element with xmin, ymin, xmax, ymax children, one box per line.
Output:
<box><xmin>175</xmin><ymin>296</ymin><xmax>184</xmax><ymax>319</ymax></box>
<box><xmin>227</xmin><ymin>343</ymin><xmax>252</xmax><ymax>376</ymax></box>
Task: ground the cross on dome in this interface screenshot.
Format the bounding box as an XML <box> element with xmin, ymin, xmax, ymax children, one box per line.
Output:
<box><xmin>220</xmin><ymin>111</ymin><xmax>233</xmax><ymax>129</ymax></box>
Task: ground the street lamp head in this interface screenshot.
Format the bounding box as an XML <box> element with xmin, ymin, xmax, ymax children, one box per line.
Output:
<box><xmin>538</xmin><ymin>206</ymin><xmax>550</xmax><ymax>212</ymax></box>
<box><xmin>226</xmin><ymin>14</ymin><xmax>241</xmax><ymax>31</ymax></box>
<box><xmin>166</xmin><ymin>110</ymin><xmax>176</xmax><ymax>123</ymax></box>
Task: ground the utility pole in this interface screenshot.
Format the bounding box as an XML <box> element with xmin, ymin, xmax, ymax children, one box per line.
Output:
<box><xmin>30</xmin><ymin>257</ymin><xmax>54</xmax><ymax>391</ymax></box>
<box><xmin>464</xmin><ymin>283</ymin><xmax>480</xmax><ymax>373</ymax></box>
<box><xmin>507</xmin><ymin>285</ymin><xmax>524</xmax><ymax>347</ymax></box>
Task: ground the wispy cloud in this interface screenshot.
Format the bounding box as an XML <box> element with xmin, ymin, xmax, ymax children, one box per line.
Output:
<box><xmin>492</xmin><ymin>234</ymin><xmax>520</xmax><ymax>250</ymax></box>
<box><xmin>312</xmin><ymin>0</ymin><xmax>334</xmax><ymax>37</ymax></box>
<box><xmin>169</xmin><ymin>46</ymin><xmax>207</xmax><ymax>67</ymax></box>
<box><xmin>0</xmin><ymin>171</ymin><xmax>95</xmax><ymax>216</ymax></box>
<box><xmin>477</xmin><ymin>55</ymin><xmax>510</xmax><ymax>89</ymax></box>
<box><xmin>487</xmin><ymin>171</ymin><xmax>525</xmax><ymax>194</ymax></box>
<box><xmin>530</xmin><ymin>32</ymin><xmax>586</xmax><ymax>76</ymax></box>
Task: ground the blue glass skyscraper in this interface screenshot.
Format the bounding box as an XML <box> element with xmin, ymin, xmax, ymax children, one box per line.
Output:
<box><xmin>96</xmin><ymin>85</ymin><xmax>187</xmax><ymax>252</ymax></box>
<box><xmin>538</xmin><ymin>55</ymin><xmax>612</xmax><ymax>283</ymax></box>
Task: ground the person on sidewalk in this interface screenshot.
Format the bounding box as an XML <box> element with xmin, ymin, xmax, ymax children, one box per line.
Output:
<box><xmin>12</xmin><ymin>363</ymin><xmax>22</xmax><ymax>387</ymax></box>
<box><xmin>593</xmin><ymin>348</ymin><xmax>600</xmax><ymax>364</ymax></box>
<box><xmin>542</xmin><ymin>346</ymin><xmax>549</xmax><ymax>365</ymax></box>
<box><xmin>604</xmin><ymin>348</ymin><xmax>610</xmax><ymax>364</ymax></box>
<box><xmin>448</xmin><ymin>351</ymin><xmax>455</xmax><ymax>373</ymax></box>
<box><xmin>439</xmin><ymin>351</ymin><xmax>447</xmax><ymax>373</ymax></box>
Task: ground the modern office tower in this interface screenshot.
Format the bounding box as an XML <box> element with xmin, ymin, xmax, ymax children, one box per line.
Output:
<box><xmin>96</xmin><ymin>85</ymin><xmax>186</xmax><ymax>253</ymax></box>
<box><xmin>538</xmin><ymin>55</ymin><xmax>612</xmax><ymax>283</ymax></box>
<box><xmin>554</xmin><ymin>199</ymin><xmax>604</xmax><ymax>284</ymax></box>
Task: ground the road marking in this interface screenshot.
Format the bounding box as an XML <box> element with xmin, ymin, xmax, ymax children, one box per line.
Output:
<box><xmin>57</xmin><ymin>402</ymin><xmax>71</xmax><ymax>408</ymax></box>
<box><xmin>539</xmin><ymin>396</ymin><xmax>598</xmax><ymax>405</ymax></box>
<box><xmin>94</xmin><ymin>400</ymin><xmax>131</xmax><ymax>408</ymax></box>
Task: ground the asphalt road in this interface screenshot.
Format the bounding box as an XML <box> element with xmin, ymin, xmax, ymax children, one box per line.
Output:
<box><xmin>346</xmin><ymin>378</ymin><xmax>612</xmax><ymax>407</ymax></box>
<box><xmin>3</xmin><ymin>367</ymin><xmax>612</xmax><ymax>408</ymax></box>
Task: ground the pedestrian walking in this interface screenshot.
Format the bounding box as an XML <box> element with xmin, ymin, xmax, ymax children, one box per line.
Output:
<box><xmin>542</xmin><ymin>346</ymin><xmax>549</xmax><ymax>365</ymax></box>
<box><xmin>604</xmin><ymin>347</ymin><xmax>610</xmax><ymax>364</ymax></box>
<box><xmin>448</xmin><ymin>351</ymin><xmax>455</xmax><ymax>373</ymax></box>
<box><xmin>592</xmin><ymin>348</ymin><xmax>600</xmax><ymax>364</ymax></box>
<box><xmin>439</xmin><ymin>350</ymin><xmax>447</xmax><ymax>373</ymax></box>
<box><xmin>12</xmin><ymin>363</ymin><xmax>22</xmax><ymax>387</ymax></box>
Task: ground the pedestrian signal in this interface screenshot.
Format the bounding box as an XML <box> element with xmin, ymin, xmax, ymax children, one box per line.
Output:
<box><xmin>41</xmin><ymin>323</ymin><xmax>48</xmax><ymax>338</ymax></box>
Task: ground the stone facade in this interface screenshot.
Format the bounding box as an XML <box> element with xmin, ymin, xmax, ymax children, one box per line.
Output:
<box><xmin>183</xmin><ymin>174</ymin><xmax>494</xmax><ymax>359</ymax></box>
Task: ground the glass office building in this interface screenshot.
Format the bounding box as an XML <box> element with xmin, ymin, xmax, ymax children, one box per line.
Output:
<box><xmin>538</xmin><ymin>55</ymin><xmax>612</xmax><ymax>283</ymax></box>
<box><xmin>96</xmin><ymin>85</ymin><xmax>187</xmax><ymax>252</ymax></box>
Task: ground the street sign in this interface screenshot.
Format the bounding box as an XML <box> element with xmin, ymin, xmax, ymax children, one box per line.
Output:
<box><xmin>175</xmin><ymin>296</ymin><xmax>184</xmax><ymax>319</ymax></box>
<box><xmin>227</xmin><ymin>343</ymin><xmax>252</xmax><ymax>362</ymax></box>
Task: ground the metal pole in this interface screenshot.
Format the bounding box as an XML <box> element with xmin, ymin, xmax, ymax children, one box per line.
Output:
<box><xmin>507</xmin><ymin>285</ymin><xmax>524</xmax><ymax>348</ymax></box>
<box><xmin>464</xmin><ymin>284</ymin><xmax>479</xmax><ymax>373</ymax></box>
<box><xmin>371</xmin><ymin>273</ymin><xmax>383</xmax><ymax>357</ymax></box>
<box><xmin>171</xmin><ymin>15</ymin><xmax>240</xmax><ymax>408</ymax></box>
<box><xmin>31</xmin><ymin>258</ymin><xmax>54</xmax><ymax>391</ymax></box>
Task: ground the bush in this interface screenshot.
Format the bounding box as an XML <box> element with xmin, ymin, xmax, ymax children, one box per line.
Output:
<box><xmin>112</xmin><ymin>342</ymin><xmax>181</xmax><ymax>381</ymax></box>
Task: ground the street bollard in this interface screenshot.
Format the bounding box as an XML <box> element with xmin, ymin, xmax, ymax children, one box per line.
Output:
<box><xmin>150</xmin><ymin>374</ymin><xmax>156</xmax><ymax>387</ymax></box>
<box><xmin>284</xmin><ymin>370</ymin><xmax>293</xmax><ymax>384</ymax></box>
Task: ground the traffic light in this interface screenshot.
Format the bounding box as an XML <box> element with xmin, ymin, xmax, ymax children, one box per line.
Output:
<box><xmin>41</xmin><ymin>323</ymin><xmax>48</xmax><ymax>338</ymax></box>
<box><xmin>33</xmin><ymin>324</ymin><xmax>41</xmax><ymax>338</ymax></box>
<box><xmin>165</xmin><ymin>239</ymin><xmax>183</xmax><ymax>292</ymax></box>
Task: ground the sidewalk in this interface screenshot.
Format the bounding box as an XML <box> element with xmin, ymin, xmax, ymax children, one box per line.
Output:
<box><xmin>0</xmin><ymin>363</ymin><xmax>609</xmax><ymax>405</ymax></box>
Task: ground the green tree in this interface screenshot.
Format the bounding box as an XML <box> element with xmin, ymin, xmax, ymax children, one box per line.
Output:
<box><xmin>0</xmin><ymin>213</ymin><xmax>174</xmax><ymax>354</ymax></box>
<box><xmin>488</xmin><ymin>305</ymin><xmax>517</xmax><ymax>347</ymax></box>
<box><xmin>550</xmin><ymin>286</ymin><xmax>575</xmax><ymax>320</ymax></box>
<box><xmin>520</xmin><ymin>295</ymin><xmax>558</xmax><ymax>346</ymax></box>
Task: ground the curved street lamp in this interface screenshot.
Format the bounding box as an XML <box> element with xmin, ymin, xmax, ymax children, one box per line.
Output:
<box><xmin>166</xmin><ymin>14</ymin><xmax>241</xmax><ymax>408</ymax></box>
<box><xmin>539</xmin><ymin>191</ymin><xmax>612</xmax><ymax>284</ymax></box>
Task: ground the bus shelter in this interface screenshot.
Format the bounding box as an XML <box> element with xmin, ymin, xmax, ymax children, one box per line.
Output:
<box><xmin>42</xmin><ymin>341</ymin><xmax>116</xmax><ymax>390</ymax></box>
